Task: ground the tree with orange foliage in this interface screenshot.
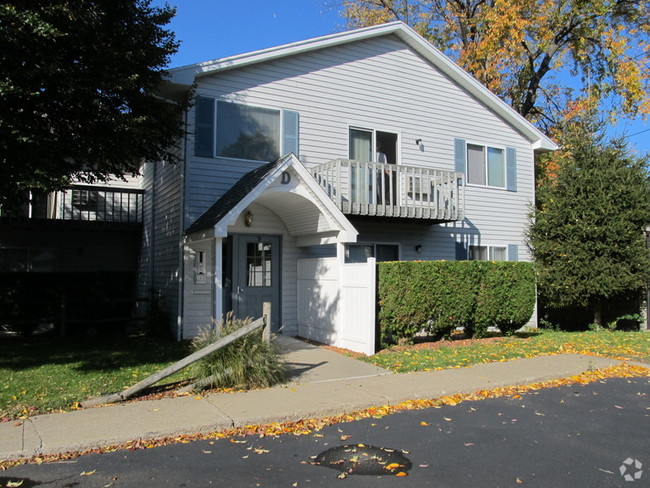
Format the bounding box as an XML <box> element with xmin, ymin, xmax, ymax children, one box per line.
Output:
<box><xmin>339</xmin><ymin>0</ymin><xmax>650</xmax><ymax>127</ymax></box>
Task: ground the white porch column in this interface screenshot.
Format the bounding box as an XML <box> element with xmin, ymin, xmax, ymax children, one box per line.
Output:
<box><xmin>214</xmin><ymin>237</ymin><xmax>223</xmax><ymax>329</ymax></box>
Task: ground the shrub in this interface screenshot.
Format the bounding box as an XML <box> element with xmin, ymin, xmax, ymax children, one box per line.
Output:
<box><xmin>191</xmin><ymin>314</ymin><xmax>285</xmax><ymax>390</ymax></box>
<box><xmin>377</xmin><ymin>261</ymin><xmax>536</xmax><ymax>344</ymax></box>
<box><xmin>473</xmin><ymin>262</ymin><xmax>536</xmax><ymax>336</ymax></box>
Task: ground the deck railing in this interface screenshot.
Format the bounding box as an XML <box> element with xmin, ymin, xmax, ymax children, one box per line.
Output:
<box><xmin>2</xmin><ymin>186</ymin><xmax>144</xmax><ymax>223</ymax></box>
<box><xmin>312</xmin><ymin>159</ymin><xmax>464</xmax><ymax>221</ymax></box>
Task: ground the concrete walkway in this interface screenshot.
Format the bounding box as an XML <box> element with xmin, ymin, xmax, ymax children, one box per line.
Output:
<box><xmin>0</xmin><ymin>336</ymin><xmax>637</xmax><ymax>462</ymax></box>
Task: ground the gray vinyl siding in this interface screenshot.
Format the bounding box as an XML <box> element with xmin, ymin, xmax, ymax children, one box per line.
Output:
<box><xmin>185</xmin><ymin>34</ymin><xmax>535</xmax><ymax>261</ymax></box>
<box><xmin>139</xmin><ymin>159</ymin><xmax>183</xmax><ymax>332</ymax></box>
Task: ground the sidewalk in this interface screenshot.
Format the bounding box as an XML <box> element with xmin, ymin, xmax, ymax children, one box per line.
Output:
<box><xmin>0</xmin><ymin>336</ymin><xmax>632</xmax><ymax>462</ymax></box>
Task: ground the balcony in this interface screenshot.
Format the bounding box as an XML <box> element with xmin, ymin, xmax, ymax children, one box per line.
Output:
<box><xmin>0</xmin><ymin>185</ymin><xmax>144</xmax><ymax>226</ymax></box>
<box><xmin>312</xmin><ymin>159</ymin><xmax>464</xmax><ymax>221</ymax></box>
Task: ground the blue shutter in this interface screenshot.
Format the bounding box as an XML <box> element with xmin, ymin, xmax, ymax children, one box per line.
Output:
<box><xmin>506</xmin><ymin>147</ymin><xmax>517</xmax><ymax>191</ymax></box>
<box><xmin>454</xmin><ymin>138</ymin><xmax>466</xmax><ymax>174</ymax></box>
<box><xmin>195</xmin><ymin>97</ymin><xmax>214</xmax><ymax>157</ymax></box>
<box><xmin>282</xmin><ymin>110</ymin><xmax>299</xmax><ymax>156</ymax></box>
<box><xmin>455</xmin><ymin>242</ymin><xmax>468</xmax><ymax>260</ymax></box>
<box><xmin>508</xmin><ymin>244</ymin><xmax>519</xmax><ymax>261</ymax></box>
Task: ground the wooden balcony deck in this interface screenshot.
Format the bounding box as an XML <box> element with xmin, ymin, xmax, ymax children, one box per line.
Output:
<box><xmin>312</xmin><ymin>159</ymin><xmax>464</xmax><ymax>221</ymax></box>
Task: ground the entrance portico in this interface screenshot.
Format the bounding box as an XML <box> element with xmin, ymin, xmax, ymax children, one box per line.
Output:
<box><xmin>182</xmin><ymin>154</ymin><xmax>358</xmax><ymax>340</ymax></box>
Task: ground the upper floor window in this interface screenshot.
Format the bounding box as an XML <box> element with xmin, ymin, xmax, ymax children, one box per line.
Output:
<box><xmin>194</xmin><ymin>97</ymin><xmax>299</xmax><ymax>161</ymax></box>
<box><xmin>217</xmin><ymin>102</ymin><xmax>280</xmax><ymax>161</ymax></box>
<box><xmin>454</xmin><ymin>138</ymin><xmax>517</xmax><ymax>192</ymax></box>
<box><xmin>467</xmin><ymin>144</ymin><xmax>505</xmax><ymax>188</ymax></box>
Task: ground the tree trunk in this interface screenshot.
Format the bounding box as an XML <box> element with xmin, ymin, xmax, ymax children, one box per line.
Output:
<box><xmin>593</xmin><ymin>302</ymin><xmax>603</xmax><ymax>327</ymax></box>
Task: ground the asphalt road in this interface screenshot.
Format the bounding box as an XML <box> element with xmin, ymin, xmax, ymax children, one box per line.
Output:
<box><xmin>3</xmin><ymin>377</ymin><xmax>649</xmax><ymax>487</ymax></box>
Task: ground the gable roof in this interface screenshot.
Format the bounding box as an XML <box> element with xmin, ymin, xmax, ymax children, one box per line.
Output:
<box><xmin>167</xmin><ymin>21</ymin><xmax>557</xmax><ymax>152</ymax></box>
<box><xmin>185</xmin><ymin>159</ymin><xmax>280</xmax><ymax>235</ymax></box>
<box><xmin>185</xmin><ymin>153</ymin><xmax>358</xmax><ymax>244</ymax></box>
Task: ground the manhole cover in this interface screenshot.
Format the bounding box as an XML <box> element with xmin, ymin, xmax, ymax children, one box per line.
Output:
<box><xmin>312</xmin><ymin>444</ymin><xmax>412</xmax><ymax>476</ymax></box>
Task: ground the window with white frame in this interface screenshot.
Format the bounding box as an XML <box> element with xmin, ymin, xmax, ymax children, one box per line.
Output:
<box><xmin>469</xmin><ymin>245</ymin><xmax>507</xmax><ymax>261</ymax></box>
<box><xmin>195</xmin><ymin>98</ymin><xmax>299</xmax><ymax>161</ymax></box>
<box><xmin>466</xmin><ymin>143</ymin><xmax>505</xmax><ymax>188</ymax></box>
<box><xmin>344</xmin><ymin>243</ymin><xmax>399</xmax><ymax>263</ymax></box>
<box><xmin>217</xmin><ymin>102</ymin><xmax>280</xmax><ymax>161</ymax></box>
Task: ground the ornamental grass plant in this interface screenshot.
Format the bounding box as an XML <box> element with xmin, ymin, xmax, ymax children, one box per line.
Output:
<box><xmin>190</xmin><ymin>313</ymin><xmax>286</xmax><ymax>390</ymax></box>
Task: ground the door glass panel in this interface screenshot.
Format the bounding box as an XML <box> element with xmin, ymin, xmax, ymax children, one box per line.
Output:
<box><xmin>349</xmin><ymin>129</ymin><xmax>372</xmax><ymax>161</ymax></box>
<box><xmin>246</xmin><ymin>242</ymin><xmax>272</xmax><ymax>287</ymax></box>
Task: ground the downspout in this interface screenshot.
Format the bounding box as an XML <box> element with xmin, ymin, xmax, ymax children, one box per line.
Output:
<box><xmin>177</xmin><ymin>108</ymin><xmax>190</xmax><ymax>341</ymax></box>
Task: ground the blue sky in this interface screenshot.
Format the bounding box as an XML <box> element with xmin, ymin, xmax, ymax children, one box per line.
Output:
<box><xmin>156</xmin><ymin>0</ymin><xmax>649</xmax><ymax>156</ymax></box>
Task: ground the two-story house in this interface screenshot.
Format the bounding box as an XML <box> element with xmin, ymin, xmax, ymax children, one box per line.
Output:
<box><xmin>137</xmin><ymin>21</ymin><xmax>556</xmax><ymax>353</ymax></box>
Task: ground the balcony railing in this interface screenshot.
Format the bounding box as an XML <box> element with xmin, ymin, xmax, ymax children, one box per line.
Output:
<box><xmin>1</xmin><ymin>186</ymin><xmax>144</xmax><ymax>223</ymax></box>
<box><xmin>312</xmin><ymin>159</ymin><xmax>464</xmax><ymax>221</ymax></box>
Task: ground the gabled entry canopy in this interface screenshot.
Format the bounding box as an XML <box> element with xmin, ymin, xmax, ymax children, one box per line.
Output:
<box><xmin>185</xmin><ymin>153</ymin><xmax>358</xmax><ymax>246</ymax></box>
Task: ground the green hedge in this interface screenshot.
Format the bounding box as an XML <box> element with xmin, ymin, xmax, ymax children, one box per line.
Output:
<box><xmin>377</xmin><ymin>261</ymin><xmax>536</xmax><ymax>344</ymax></box>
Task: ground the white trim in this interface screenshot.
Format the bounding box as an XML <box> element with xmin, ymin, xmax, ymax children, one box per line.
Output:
<box><xmin>169</xmin><ymin>22</ymin><xmax>557</xmax><ymax>152</ymax></box>
<box><xmin>209</xmin><ymin>154</ymin><xmax>358</xmax><ymax>244</ymax></box>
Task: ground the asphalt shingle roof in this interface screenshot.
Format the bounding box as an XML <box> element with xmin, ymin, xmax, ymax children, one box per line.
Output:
<box><xmin>185</xmin><ymin>157</ymin><xmax>284</xmax><ymax>235</ymax></box>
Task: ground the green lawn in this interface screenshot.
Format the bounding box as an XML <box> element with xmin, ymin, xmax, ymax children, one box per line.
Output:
<box><xmin>363</xmin><ymin>330</ymin><xmax>650</xmax><ymax>373</ymax></box>
<box><xmin>1</xmin><ymin>330</ymin><xmax>648</xmax><ymax>420</ymax></box>
<box><xmin>0</xmin><ymin>334</ymin><xmax>190</xmax><ymax>420</ymax></box>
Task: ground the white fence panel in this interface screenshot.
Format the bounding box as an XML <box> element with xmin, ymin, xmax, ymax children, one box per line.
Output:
<box><xmin>297</xmin><ymin>257</ymin><xmax>377</xmax><ymax>355</ymax></box>
<box><xmin>297</xmin><ymin>258</ymin><xmax>341</xmax><ymax>346</ymax></box>
<box><xmin>339</xmin><ymin>257</ymin><xmax>376</xmax><ymax>356</ymax></box>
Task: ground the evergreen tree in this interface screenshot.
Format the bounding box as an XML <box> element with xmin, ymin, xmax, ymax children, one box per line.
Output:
<box><xmin>529</xmin><ymin>120</ymin><xmax>650</xmax><ymax>326</ymax></box>
<box><xmin>0</xmin><ymin>1</ymin><xmax>190</xmax><ymax>208</ymax></box>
